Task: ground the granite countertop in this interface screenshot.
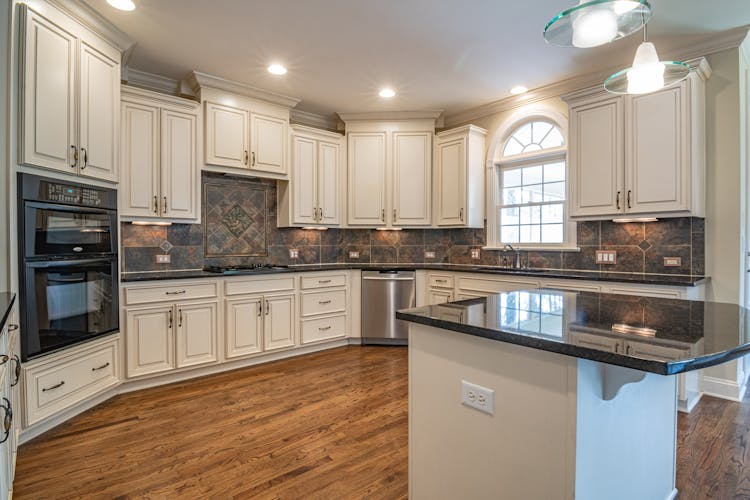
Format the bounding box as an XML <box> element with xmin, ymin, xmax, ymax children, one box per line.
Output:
<box><xmin>396</xmin><ymin>290</ymin><xmax>748</xmax><ymax>375</ymax></box>
<box><xmin>0</xmin><ymin>293</ymin><xmax>16</xmax><ymax>334</ymax></box>
<box><xmin>120</xmin><ymin>263</ymin><xmax>707</xmax><ymax>287</ymax></box>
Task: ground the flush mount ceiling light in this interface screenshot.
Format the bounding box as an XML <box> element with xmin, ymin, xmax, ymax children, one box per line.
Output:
<box><xmin>106</xmin><ymin>0</ymin><xmax>135</xmax><ymax>11</ymax></box>
<box><xmin>510</xmin><ymin>85</ymin><xmax>528</xmax><ymax>95</ymax></box>
<box><xmin>378</xmin><ymin>88</ymin><xmax>396</xmax><ymax>98</ymax></box>
<box><xmin>604</xmin><ymin>23</ymin><xmax>689</xmax><ymax>94</ymax></box>
<box><xmin>543</xmin><ymin>0</ymin><xmax>651</xmax><ymax>48</ymax></box>
<box><xmin>267</xmin><ymin>64</ymin><xmax>287</xmax><ymax>75</ymax></box>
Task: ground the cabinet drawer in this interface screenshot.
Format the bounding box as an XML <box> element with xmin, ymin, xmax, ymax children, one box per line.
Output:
<box><xmin>225</xmin><ymin>276</ymin><xmax>296</xmax><ymax>296</ymax></box>
<box><xmin>301</xmin><ymin>273</ymin><xmax>347</xmax><ymax>290</ymax></box>
<box><xmin>125</xmin><ymin>281</ymin><xmax>218</xmax><ymax>305</ymax></box>
<box><xmin>301</xmin><ymin>290</ymin><xmax>347</xmax><ymax>317</ymax></box>
<box><xmin>25</xmin><ymin>337</ymin><xmax>118</xmax><ymax>425</ymax></box>
<box><xmin>569</xmin><ymin>331</ymin><xmax>620</xmax><ymax>353</ymax></box>
<box><xmin>606</xmin><ymin>286</ymin><xmax>683</xmax><ymax>299</ymax></box>
<box><xmin>301</xmin><ymin>315</ymin><xmax>347</xmax><ymax>344</ymax></box>
<box><xmin>457</xmin><ymin>276</ymin><xmax>539</xmax><ymax>294</ymax></box>
<box><xmin>428</xmin><ymin>274</ymin><xmax>454</xmax><ymax>289</ymax></box>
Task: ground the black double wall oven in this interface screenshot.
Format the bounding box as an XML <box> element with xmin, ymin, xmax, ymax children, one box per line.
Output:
<box><xmin>18</xmin><ymin>173</ymin><xmax>119</xmax><ymax>361</ymax></box>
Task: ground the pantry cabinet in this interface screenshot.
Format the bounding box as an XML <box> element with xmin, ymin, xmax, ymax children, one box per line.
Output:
<box><xmin>121</xmin><ymin>86</ymin><xmax>199</xmax><ymax>222</ymax></box>
<box><xmin>565</xmin><ymin>60</ymin><xmax>710</xmax><ymax>219</ymax></box>
<box><xmin>20</xmin><ymin>3</ymin><xmax>120</xmax><ymax>183</ymax></box>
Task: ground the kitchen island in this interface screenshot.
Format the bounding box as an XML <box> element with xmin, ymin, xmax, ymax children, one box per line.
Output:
<box><xmin>396</xmin><ymin>290</ymin><xmax>750</xmax><ymax>500</ymax></box>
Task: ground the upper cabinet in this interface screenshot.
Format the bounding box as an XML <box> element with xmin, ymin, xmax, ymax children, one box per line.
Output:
<box><xmin>342</xmin><ymin>117</ymin><xmax>435</xmax><ymax>228</ymax></box>
<box><xmin>277</xmin><ymin>125</ymin><xmax>344</xmax><ymax>227</ymax></box>
<box><xmin>435</xmin><ymin>125</ymin><xmax>487</xmax><ymax>228</ymax></box>
<box><xmin>565</xmin><ymin>60</ymin><xmax>710</xmax><ymax>220</ymax></box>
<box><xmin>205</xmin><ymin>102</ymin><xmax>248</xmax><ymax>169</ymax></box>
<box><xmin>121</xmin><ymin>86</ymin><xmax>200</xmax><ymax>222</ymax></box>
<box><xmin>19</xmin><ymin>3</ymin><xmax>120</xmax><ymax>183</ymax></box>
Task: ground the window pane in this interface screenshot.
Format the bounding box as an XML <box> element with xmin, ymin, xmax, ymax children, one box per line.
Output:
<box><xmin>522</xmin><ymin>184</ymin><xmax>544</xmax><ymax>203</ymax></box>
<box><xmin>501</xmin><ymin>225</ymin><xmax>519</xmax><ymax>243</ymax></box>
<box><xmin>501</xmin><ymin>207</ymin><xmax>519</xmax><ymax>225</ymax></box>
<box><xmin>543</xmin><ymin>181</ymin><xmax>565</xmax><ymax>201</ymax></box>
<box><xmin>503</xmin><ymin>187</ymin><xmax>522</xmax><ymax>205</ymax></box>
<box><xmin>544</xmin><ymin>162</ymin><xmax>565</xmax><ymax>182</ymax></box>
<box><xmin>503</xmin><ymin>168</ymin><xmax>522</xmax><ymax>187</ymax></box>
<box><xmin>541</xmin><ymin>127</ymin><xmax>564</xmax><ymax>149</ymax></box>
<box><xmin>541</xmin><ymin>224</ymin><xmax>564</xmax><ymax>243</ymax></box>
<box><xmin>515</xmin><ymin>123</ymin><xmax>532</xmax><ymax>145</ymax></box>
<box><xmin>522</xmin><ymin>165</ymin><xmax>543</xmax><ymax>185</ymax></box>
<box><xmin>532</xmin><ymin>122</ymin><xmax>553</xmax><ymax>144</ymax></box>
<box><xmin>520</xmin><ymin>225</ymin><xmax>541</xmax><ymax>243</ymax></box>
<box><xmin>519</xmin><ymin>206</ymin><xmax>540</xmax><ymax>225</ymax></box>
<box><xmin>541</xmin><ymin>203</ymin><xmax>564</xmax><ymax>224</ymax></box>
<box><xmin>503</xmin><ymin>138</ymin><xmax>523</xmax><ymax>157</ymax></box>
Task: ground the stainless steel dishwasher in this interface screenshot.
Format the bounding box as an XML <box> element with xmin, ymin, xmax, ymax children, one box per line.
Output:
<box><xmin>361</xmin><ymin>270</ymin><xmax>416</xmax><ymax>345</ymax></box>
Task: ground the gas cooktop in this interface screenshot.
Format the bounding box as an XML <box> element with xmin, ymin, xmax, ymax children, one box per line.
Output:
<box><xmin>203</xmin><ymin>264</ymin><xmax>290</xmax><ymax>275</ymax></box>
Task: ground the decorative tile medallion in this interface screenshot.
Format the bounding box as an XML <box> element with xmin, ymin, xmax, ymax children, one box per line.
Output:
<box><xmin>159</xmin><ymin>240</ymin><xmax>174</xmax><ymax>253</ymax></box>
<box><xmin>221</xmin><ymin>204</ymin><xmax>253</xmax><ymax>238</ymax></box>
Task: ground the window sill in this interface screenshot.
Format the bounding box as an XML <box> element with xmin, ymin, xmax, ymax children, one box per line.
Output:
<box><xmin>482</xmin><ymin>245</ymin><xmax>581</xmax><ymax>252</ymax></box>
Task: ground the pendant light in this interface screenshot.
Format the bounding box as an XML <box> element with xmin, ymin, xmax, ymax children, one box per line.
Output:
<box><xmin>603</xmin><ymin>22</ymin><xmax>690</xmax><ymax>94</ymax></box>
<box><xmin>543</xmin><ymin>0</ymin><xmax>652</xmax><ymax>48</ymax></box>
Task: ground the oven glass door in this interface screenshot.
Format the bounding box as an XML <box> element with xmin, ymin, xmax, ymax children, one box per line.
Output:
<box><xmin>25</xmin><ymin>202</ymin><xmax>116</xmax><ymax>258</ymax></box>
<box><xmin>23</xmin><ymin>259</ymin><xmax>119</xmax><ymax>360</ymax></box>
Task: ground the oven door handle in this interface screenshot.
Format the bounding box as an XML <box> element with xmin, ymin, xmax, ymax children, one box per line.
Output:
<box><xmin>25</xmin><ymin>258</ymin><xmax>116</xmax><ymax>268</ymax></box>
<box><xmin>24</xmin><ymin>201</ymin><xmax>114</xmax><ymax>215</ymax></box>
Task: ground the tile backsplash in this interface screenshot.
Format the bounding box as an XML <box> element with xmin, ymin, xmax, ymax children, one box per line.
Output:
<box><xmin>121</xmin><ymin>174</ymin><xmax>705</xmax><ymax>276</ymax></box>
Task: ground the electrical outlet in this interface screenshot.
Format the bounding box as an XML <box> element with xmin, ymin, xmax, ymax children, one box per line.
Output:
<box><xmin>289</xmin><ymin>248</ymin><xmax>299</xmax><ymax>259</ymax></box>
<box><xmin>470</xmin><ymin>248</ymin><xmax>481</xmax><ymax>260</ymax></box>
<box><xmin>156</xmin><ymin>254</ymin><xmax>171</xmax><ymax>264</ymax></box>
<box><xmin>663</xmin><ymin>257</ymin><xmax>681</xmax><ymax>267</ymax></box>
<box><xmin>424</xmin><ymin>251</ymin><xmax>436</xmax><ymax>259</ymax></box>
<box><xmin>348</xmin><ymin>250</ymin><xmax>360</xmax><ymax>259</ymax></box>
<box><xmin>461</xmin><ymin>380</ymin><xmax>494</xmax><ymax>416</ymax></box>
<box><xmin>595</xmin><ymin>250</ymin><xmax>617</xmax><ymax>265</ymax></box>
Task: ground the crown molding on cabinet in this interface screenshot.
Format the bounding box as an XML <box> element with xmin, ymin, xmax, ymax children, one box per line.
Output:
<box><xmin>123</xmin><ymin>68</ymin><xmax>182</xmax><ymax>95</ymax></box>
<box><xmin>182</xmin><ymin>70</ymin><xmax>301</xmax><ymax>109</ymax></box>
<box><xmin>444</xmin><ymin>26</ymin><xmax>747</xmax><ymax>128</ymax></box>
<box><xmin>121</xmin><ymin>84</ymin><xmax>199</xmax><ymax>110</ymax></box>
<box><xmin>337</xmin><ymin>110</ymin><xmax>444</xmax><ymax>127</ymax></box>
<box><xmin>290</xmin><ymin>109</ymin><xmax>342</xmax><ymax>132</ymax></box>
<box><xmin>48</xmin><ymin>0</ymin><xmax>136</xmax><ymax>63</ymax></box>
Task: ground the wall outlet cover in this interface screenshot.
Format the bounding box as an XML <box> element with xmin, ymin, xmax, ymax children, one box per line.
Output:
<box><xmin>470</xmin><ymin>248</ymin><xmax>481</xmax><ymax>260</ymax></box>
<box><xmin>156</xmin><ymin>254</ymin><xmax>171</xmax><ymax>264</ymax></box>
<box><xmin>663</xmin><ymin>257</ymin><xmax>682</xmax><ymax>267</ymax></box>
<box><xmin>424</xmin><ymin>251</ymin><xmax>436</xmax><ymax>259</ymax></box>
<box><xmin>349</xmin><ymin>250</ymin><xmax>360</xmax><ymax>259</ymax></box>
<box><xmin>289</xmin><ymin>248</ymin><xmax>299</xmax><ymax>259</ymax></box>
<box><xmin>595</xmin><ymin>250</ymin><xmax>617</xmax><ymax>265</ymax></box>
<box><xmin>461</xmin><ymin>380</ymin><xmax>494</xmax><ymax>416</ymax></box>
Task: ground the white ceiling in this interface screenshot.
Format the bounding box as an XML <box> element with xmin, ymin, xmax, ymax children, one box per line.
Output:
<box><xmin>85</xmin><ymin>0</ymin><xmax>750</xmax><ymax>118</ymax></box>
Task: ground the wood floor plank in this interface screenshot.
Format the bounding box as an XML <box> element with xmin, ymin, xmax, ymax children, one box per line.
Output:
<box><xmin>13</xmin><ymin>346</ymin><xmax>750</xmax><ymax>499</ymax></box>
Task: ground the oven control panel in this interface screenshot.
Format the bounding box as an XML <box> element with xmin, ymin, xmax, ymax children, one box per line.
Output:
<box><xmin>45</xmin><ymin>183</ymin><xmax>104</xmax><ymax>207</ymax></box>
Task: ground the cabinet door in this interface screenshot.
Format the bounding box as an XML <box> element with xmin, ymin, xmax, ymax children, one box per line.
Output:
<box><xmin>264</xmin><ymin>294</ymin><xmax>296</xmax><ymax>351</ymax></box>
<box><xmin>250</xmin><ymin>113</ymin><xmax>287</xmax><ymax>175</ymax></box>
<box><xmin>120</xmin><ymin>101</ymin><xmax>160</xmax><ymax>217</ymax></box>
<box><xmin>205</xmin><ymin>102</ymin><xmax>249</xmax><ymax>168</ymax></box>
<box><xmin>348</xmin><ymin>132</ymin><xmax>386</xmax><ymax>225</ymax></box>
<box><xmin>125</xmin><ymin>306</ymin><xmax>174</xmax><ymax>378</ymax></box>
<box><xmin>427</xmin><ymin>290</ymin><xmax>453</xmax><ymax>305</ymax></box>
<box><xmin>292</xmin><ymin>136</ymin><xmax>318</xmax><ymax>224</ymax></box>
<box><xmin>175</xmin><ymin>301</ymin><xmax>218</xmax><ymax>368</ymax></box>
<box><xmin>20</xmin><ymin>7</ymin><xmax>77</xmax><ymax>173</ymax></box>
<box><xmin>318</xmin><ymin>141</ymin><xmax>340</xmax><ymax>225</ymax></box>
<box><xmin>569</xmin><ymin>331</ymin><xmax>621</xmax><ymax>353</ymax></box>
<box><xmin>161</xmin><ymin>109</ymin><xmax>198</xmax><ymax>219</ymax></box>
<box><xmin>569</xmin><ymin>97</ymin><xmax>624</xmax><ymax>217</ymax></box>
<box><xmin>626</xmin><ymin>84</ymin><xmax>688</xmax><ymax>214</ymax></box>
<box><xmin>225</xmin><ymin>297</ymin><xmax>264</xmax><ymax>359</ymax></box>
<box><xmin>78</xmin><ymin>40</ymin><xmax>119</xmax><ymax>182</ymax></box>
<box><xmin>393</xmin><ymin>132</ymin><xmax>431</xmax><ymax>226</ymax></box>
<box><xmin>436</xmin><ymin>137</ymin><xmax>466</xmax><ymax>225</ymax></box>
<box><xmin>624</xmin><ymin>340</ymin><xmax>688</xmax><ymax>361</ymax></box>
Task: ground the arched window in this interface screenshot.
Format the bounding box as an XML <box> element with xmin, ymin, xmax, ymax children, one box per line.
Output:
<box><xmin>497</xmin><ymin>119</ymin><xmax>569</xmax><ymax>246</ymax></box>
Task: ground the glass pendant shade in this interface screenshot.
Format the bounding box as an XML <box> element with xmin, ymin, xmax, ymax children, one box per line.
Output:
<box><xmin>544</xmin><ymin>0</ymin><xmax>652</xmax><ymax>48</ymax></box>
<box><xmin>604</xmin><ymin>42</ymin><xmax>690</xmax><ymax>94</ymax></box>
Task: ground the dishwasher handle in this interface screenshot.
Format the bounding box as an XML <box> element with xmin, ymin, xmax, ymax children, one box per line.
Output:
<box><xmin>362</xmin><ymin>276</ymin><xmax>415</xmax><ymax>281</ymax></box>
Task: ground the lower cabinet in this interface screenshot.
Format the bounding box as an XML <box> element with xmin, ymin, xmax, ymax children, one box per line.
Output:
<box><xmin>299</xmin><ymin>272</ymin><xmax>349</xmax><ymax>345</ymax></box>
<box><xmin>224</xmin><ymin>293</ymin><xmax>296</xmax><ymax>358</ymax></box>
<box><xmin>427</xmin><ymin>289</ymin><xmax>453</xmax><ymax>305</ymax></box>
<box><xmin>264</xmin><ymin>294</ymin><xmax>296</xmax><ymax>351</ymax></box>
<box><xmin>0</xmin><ymin>317</ymin><xmax>20</xmax><ymax>500</ymax></box>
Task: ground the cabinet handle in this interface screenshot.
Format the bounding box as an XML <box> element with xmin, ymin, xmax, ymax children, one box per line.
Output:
<box><xmin>265</xmin><ymin>299</ymin><xmax>270</xmax><ymax>316</ymax></box>
<box><xmin>92</xmin><ymin>362</ymin><xmax>110</xmax><ymax>372</ymax></box>
<box><xmin>318</xmin><ymin>299</ymin><xmax>332</xmax><ymax>305</ymax></box>
<box><xmin>257</xmin><ymin>300</ymin><xmax>262</xmax><ymax>317</ymax></box>
<box><xmin>627</xmin><ymin>190</ymin><xmax>632</xmax><ymax>209</ymax></box>
<box><xmin>11</xmin><ymin>356</ymin><xmax>20</xmax><ymax>387</ymax></box>
<box><xmin>319</xmin><ymin>208</ymin><xmax>324</xmax><ymax>221</ymax></box>
<box><xmin>244</xmin><ymin>150</ymin><xmax>249</xmax><ymax>165</ymax></box>
<box><xmin>251</xmin><ymin>151</ymin><xmax>256</xmax><ymax>166</ymax></box>
<box><xmin>318</xmin><ymin>326</ymin><xmax>332</xmax><ymax>331</ymax></box>
<box><xmin>381</xmin><ymin>209</ymin><xmax>385</xmax><ymax>222</ymax></box>
<box><xmin>318</xmin><ymin>279</ymin><xmax>332</xmax><ymax>284</ymax></box>
<box><xmin>614</xmin><ymin>343</ymin><xmax>619</xmax><ymax>354</ymax></box>
<box><xmin>81</xmin><ymin>147</ymin><xmax>88</xmax><ymax>169</ymax></box>
<box><xmin>626</xmin><ymin>345</ymin><xmax>631</xmax><ymax>355</ymax></box>
<box><xmin>7</xmin><ymin>324</ymin><xmax>18</xmax><ymax>332</ymax></box>
<box><xmin>42</xmin><ymin>381</ymin><xmax>65</xmax><ymax>392</ymax></box>
<box><xmin>165</xmin><ymin>290</ymin><xmax>186</xmax><ymax>295</ymax></box>
<box><xmin>70</xmin><ymin>145</ymin><xmax>78</xmax><ymax>169</ymax></box>
<box><xmin>168</xmin><ymin>309</ymin><xmax>173</xmax><ymax>329</ymax></box>
<box><xmin>460</xmin><ymin>208</ymin><xmax>464</xmax><ymax>222</ymax></box>
<box><xmin>153</xmin><ymin>196</ymin><xmax>159</xmax><ymax>214</ymax></box>
<box><xmin>178</xmin><ymin>309</ymin><xmax>183</xmax><ymax>328</ymax></box>
<box><xmin>616</xmin><ymin>191</ymin><xmax>621</xmax><ymax>210</ymax></box>
<box><xmin>0</xmin><ymin>398</ymin><xmax>12</xmax><ymax>444</ymax></box>
<box><xmin>0</xmin><ymin>355</ymin><xmax>8</xmax><ymax>366</ymax></box>
<box><xmin>164</xmin><ymin>196</ymin><xmax>168</xmax><ymax>213</ymax></box>
<box><xmin>393</xmin><ymin>208</ymin><xmax>397</xmax><ymax>221</ymax></box>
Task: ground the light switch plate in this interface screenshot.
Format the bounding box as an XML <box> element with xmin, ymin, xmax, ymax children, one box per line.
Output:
<box><xmin>595</xmin><ymin>250</ymin><xmax>617</xmax><ymax>265</ymax></box>
<box><xmin>289</xmin><ymin>248</ymin><xmax>299</xmax><ymax>259</ymax></box>
<box><xmin>156</xmin><ymin>254</ymin><xmax>171</xmax><ymax>264</ymax></box>
<box><xmin>349</xmin><ymin>250</ymin><xmax>360</xmax><ymax>259</ymax></box>
<box><xmin>424</xmin><ymin>251</ymin><xmax>436</xmax><ymax>259</ymax></box>
<box><xmin>663</xmin><ymin>257</ymin><xmax>682</xmax><ymax>267</ymax></box>
<box><xmin>470</xmin><ymin>248</ymin><xmax>481</xmax><ymax>260</ymax></box>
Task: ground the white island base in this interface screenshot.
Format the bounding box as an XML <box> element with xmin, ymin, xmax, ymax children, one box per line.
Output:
<box><xmin>409</xmin><ymin>324</ymin><xmax>678</xmax><ymax>500</ymax></box>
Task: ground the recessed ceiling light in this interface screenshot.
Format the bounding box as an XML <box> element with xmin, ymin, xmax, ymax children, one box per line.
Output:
<box><xmin>107</xmin><ymin>0</ymin><xmax>135</xmax><ymax>11</ymax></box>
<box><xmin>510</xmin><ymin>85</ymin><xmax>528</xmax><ymax>95</ymax></box>
<box><xmin>268</xmin><ymin>64</ymin><xmax>287</xmax><ymax>75</ymax></box>
<box><xmin>379</xmin><ymin>88</ymin><xmax>396</xmax><ymax>98</ymax></box>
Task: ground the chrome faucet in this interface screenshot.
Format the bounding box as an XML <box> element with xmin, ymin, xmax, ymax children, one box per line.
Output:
<box><xmin>503</xmin><ymin>244</ymin><xmax>522</xmax><ymax>269</ymax></box>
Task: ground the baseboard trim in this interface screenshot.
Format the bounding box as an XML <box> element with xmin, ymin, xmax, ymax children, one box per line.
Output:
<box><xmin>702</xmin><ymin>376</ymin><xmax>745</xmax><ymax>402</ymax></box>
<box><xmin>666</xmin><ymin>488</ymin><xmax>678</xmax><ymax>500</ymax></box>
<box><xmin>20</xmin><ymin>339</ymin><xmax>352</xmax><ymax>443</ymax></box>
<box><xmin>678</xmin><ymin>391</ymin><xmax>703</xmax><ymax>414</ymax></box>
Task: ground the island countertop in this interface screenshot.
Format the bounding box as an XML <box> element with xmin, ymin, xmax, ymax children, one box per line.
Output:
<box><xmin>396</xmin><ymin>289</ymin><xmax>749</xmax><ymax>375</ymax></box>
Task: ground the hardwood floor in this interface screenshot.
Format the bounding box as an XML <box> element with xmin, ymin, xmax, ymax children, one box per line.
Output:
<box><xmin>13</xmin><ymin>346</ymin><xmax>750</xmax><ymax>499</ymax></box>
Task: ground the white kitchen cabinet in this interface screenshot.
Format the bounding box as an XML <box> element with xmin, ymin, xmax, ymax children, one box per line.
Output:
<box><xmin>278</xmin><ymin>125</ymin><xmax>343</xmax><ymax>227</ymax></box>
<box><xmin>205</xmin><ymin>102</ymin><xmax>249</xmax><ymax>169</ymax></box>
<box><xmin>121</xmin><ymin>86</ymin><xmax>199</xmax><ymax>222</ymax></box>
<box><xmin>225</xmin><ymin>296</ymin><xmax>264</xmax><ymax>359</ymax></box>
<box><xmin>427</xmin><ymin>290</ymin><xmax>453</xmax><ymax>305</ymax></box>
<box><xmin>565</xmin><ymin>60</ymin><xmax>709</xmax><ymax>219</ymax></box>
<box><xmin>251</xmin><ymin>112</ymin><xmax>287</xmax><ymax>175</ymax></box>
<box><xmin>20</xmin><ymin>4</ymin><xmax>120</xmax><ymax>182</ymax></box>
<box><xmin>348</xmin><ymin>132</ymin><xmax>387</xmax><ymax>225</ymax></box>
<box><xmin>264</xmin><ymin>294</ymin><xmax>296</xmax><ymax>351</ymax></box>
<box><xmin>175</xmin><ymin>301</ymin><xmax>218</xmax><ymax>368</ymax></box>
<box><xmin>125</xmin><ymin>305</ymin><xmax>174</xmax><ymax>378</ymax></box>
<box><xmin>393</xmin><ymin>132</ymin><xmax>432</xmax><ymax>226</ymax></box>
<box><xmin>435</xmin><ymin>125</ymin><xmax>487</xmax><ymax>227</ymax></box>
